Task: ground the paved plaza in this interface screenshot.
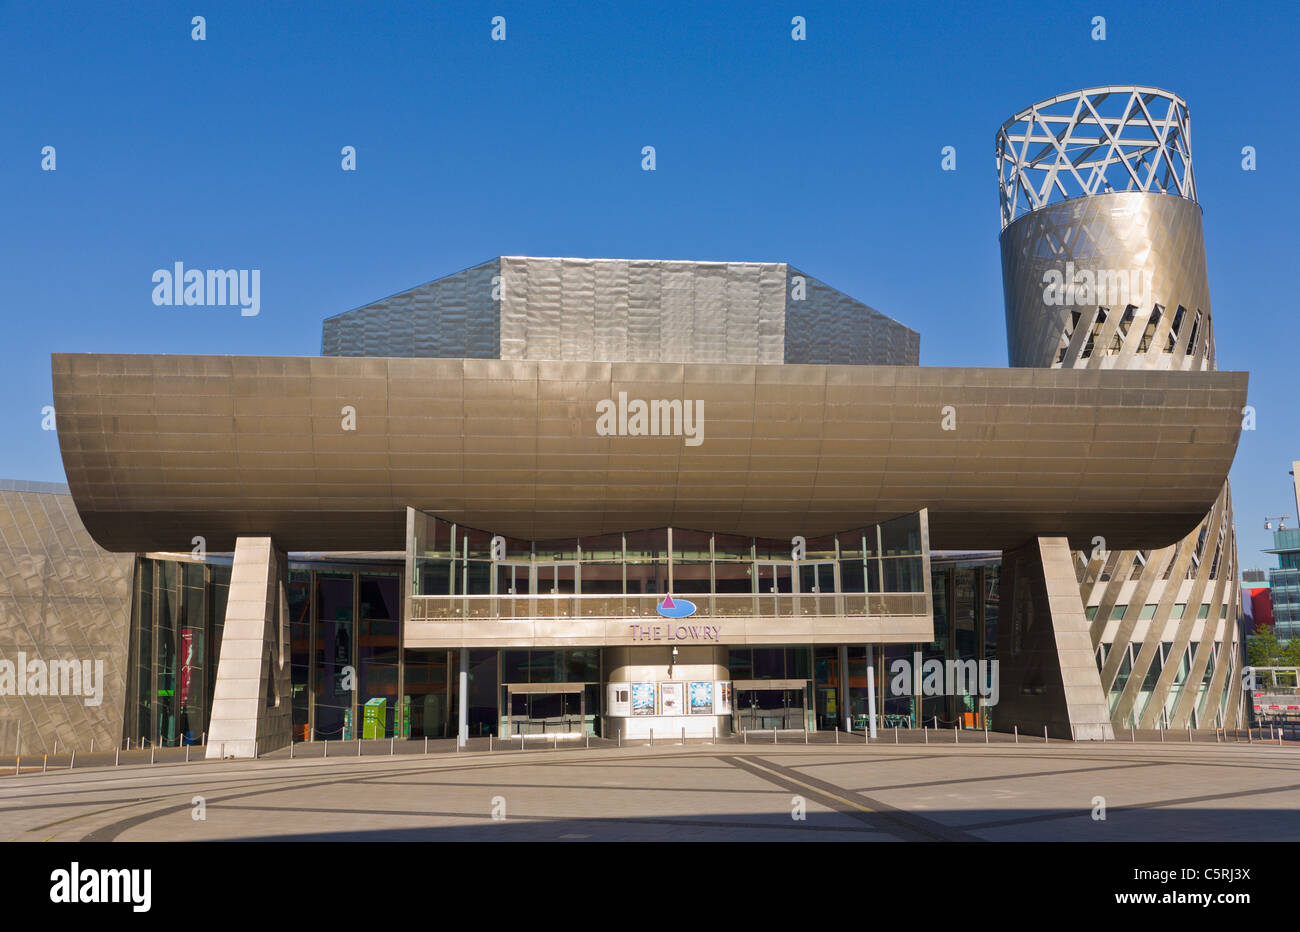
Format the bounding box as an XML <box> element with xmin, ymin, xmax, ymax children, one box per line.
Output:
<box><xmin>1</xmin><ymin>738</ymin><xmax>1296</xmax><ymax>842</ymax></box>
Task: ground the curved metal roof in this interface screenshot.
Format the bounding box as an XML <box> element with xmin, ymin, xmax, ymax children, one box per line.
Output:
<box><xmin>52</xmin><ymin>354</ymin><xmax>1246</xmax><ymax>554</ymax></box>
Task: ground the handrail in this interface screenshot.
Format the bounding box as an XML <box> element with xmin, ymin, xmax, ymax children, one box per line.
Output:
<box><xmin>408</xmin><ymin>590</ymin><xmax>929</xmax><ymax>622</ymax></box>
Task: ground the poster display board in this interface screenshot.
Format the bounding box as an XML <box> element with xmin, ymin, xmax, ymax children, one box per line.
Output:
<box><xmin>631</xmin><ymin>682</ymin><xmax>656</xmax><ymax>716</ymax></box>
<box><xmin>716</xmin><ymin>681</ymin><xmax>733</xmax><ymax>715</ymax></box>
<box><xmin>659</xmin><ymin>682</ymin><xmax>684</xmax><ymax>716</ymax></box>
<box><xmin>688</xmin><ymin>681</ymin><xmax>713</xmax><ymax>714</ymax></box>
<box><xmin>608</xmin><ymin>683</ymin><xmax>631</xmax><ymax>717</ymax></box>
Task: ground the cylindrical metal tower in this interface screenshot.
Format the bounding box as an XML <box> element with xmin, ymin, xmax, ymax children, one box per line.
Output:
<box><xmin>996</xmin><ymin>86</ymin><xmax>1242</xmax><ymax>730</ymax></box>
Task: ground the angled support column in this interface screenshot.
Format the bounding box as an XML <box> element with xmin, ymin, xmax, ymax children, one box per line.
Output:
<box><xmin>996</xmin><ymin>536</ymin><xmax>1114</xmax><ymax>740</ymax></box>
<box><xmin>205</xmin><ymin>537</ymin><xmax>292</xmax><ymax>759</ymax></box>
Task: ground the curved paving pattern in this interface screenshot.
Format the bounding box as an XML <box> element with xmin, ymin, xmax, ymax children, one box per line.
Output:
<box><xmin>1</xmin><ymin>742</ymin><xmax>1295</xmax><ymax>843</ymax></box>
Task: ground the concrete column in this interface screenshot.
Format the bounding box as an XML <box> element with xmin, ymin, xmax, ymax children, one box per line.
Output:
<box><xmin>205</xmin><ymin>536</ymin><xmax>291</xmax><ymax>759</ymax></box>
<box><xmin>838</xmin><ymin>645</ymin><xmax>851</xmax><ymax>731</ymax></box>
<box><xmin>457</xmin><ymin>648</ymin><xmax>469</xmax><ymax>747</ymax></box>
<box><xmin>865</xmin><ymin>645</ymin><xmax>878</xmax><ymax>738</ymax></box>
<box><xmin>996</xmin><ymin>536</ymin><xmax>1115</xmax><ymax>740</ymax></box>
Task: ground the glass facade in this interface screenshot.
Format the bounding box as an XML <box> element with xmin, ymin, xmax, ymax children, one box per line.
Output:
<box><xmin>127</xmin><ymin>557</ymin><xmax>227</xmax><ymax>746</ymax></box>
<box><xmin>126</xmin><ymin>556</ymin><xmax>410</xmax><ymax>746</ymax></box>
<box><xmin>1267</xmin><ymin>528</ymin><xmax>1300</xmax><ymax>639</ymax></box>
<box><xmin>408</xmin><ymin>510</ymin><xmax>928</xmax><ymax>599</ymax></box>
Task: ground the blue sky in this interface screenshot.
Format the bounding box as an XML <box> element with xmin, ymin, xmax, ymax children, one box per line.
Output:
<box><xmin>2</xmin><ymin>0</ymin><xmax>1297</xmax><ymax>568</ymax></box>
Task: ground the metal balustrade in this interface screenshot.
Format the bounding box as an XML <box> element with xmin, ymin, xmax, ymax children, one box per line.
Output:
<box><xmin>408</xmin><ymin>591</ymin><xmax>928</xmax><ymax>623</ymax></box>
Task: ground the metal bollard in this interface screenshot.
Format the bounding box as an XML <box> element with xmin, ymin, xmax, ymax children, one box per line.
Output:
<box><xmin>91</xmin><ymin>738</ymin><xmax>95</xmax><ymax>753</ymax></box>
<box><xmin>1131</xmin><ymin>728</ymin><xmax>1135</xmax><ymax>742</ymax></box>
<box><xmin>924</xmin><ymin>726</ymin><xmax>928</xmax><ymax>745</ymax></box>
<box><xmin>553</xmin><ymin>734</ymin><xmax>557</xmax><ymax>750</ymax></box>
<box><xmin>650</xmin><ymin>728</ymin><xmax>654</xmax><ymax>748</ymax></box>
<box><xmin>804</xmin><ymin>728</ymin><xmax>808</xmax><ymax>745</ymax></box>
<box><xmin>358</xmin><ymin>739</ymin><xmax>362</xmax><ymax>757</ymax></box>
<box><xmin>520</xmin><ymin>734</ymin><xmax>525</xmax><ymax>751</ymax></box>
<box><xmin>1160</xmin><ymin>728</ymin><xmax>1164</xmax><ymax>743</ymax></box>
<box><xmin>70</xmin><ymin>750</ymin><xmax>75</xmax><ymax>770</ymax></box>
<box><xmin>391</xmin><ymin>737</ymin><xmax>396</xmax><ymax>756</ymax></box>
<box><xmin>586</xmin><ymin>733</ymin><xmax>589</xmax><ymax>749</ymax></box>
<box><xmin>835</xmin><ymin>726</ymin><xmax>839</xmax><ymax>746</ymax></box>
<box><xmin>188</xmin><ymin>744</ymin><xmax>192</xmax><ymax>762</ymax></box>
<box><xmin>773</xmin><ymin>728</ymin><xmax>777</xmax><ymax>745</ymax></box>
<box><xmin>1044</xmin><ymin>726</ymin><xmax>1048</xmax><ymax>744</ymax></box>
<box><xmin>955</xmin><ymin>725</ymin><xmax>958</xmax><ymax>745</ymax></box>
<box><xmin>220</xmin><ymin>743</ymin><xmax>225</xmax><ymax>759</ymax></box>
<box><xmin>324</xmin><ymin>739</ymin><xmax>329</xmax><ymax>758</ymax></box>
<box><xmin>1014</xmin><ymin>725</ymin><xmax>1018</xmax><ymax>744</ymax></box>
<box><xmin>1188</xmin><ymin>725</ymin><xmax>1192</xmax><ymax>743</ymax></box>
<box><xmin>43</xmin><ymin>755</ymin><xmax>47</xmax><ymax>774</ymax></box>
<box><xmin>618</xmin><ymin>728</ymin><xmax>622</xmax><ymax>748</ymax></box>
<box><xmin>115</xmin><ymin>748</ymin><xmax>119</xmax><ymax>767</ymax></box>
<box><xmin>743</xmin><ymin>730</ymin><xmax>747</xmax><ymax>745</ymax></box>
<box><xmin>150</xmin><ymin>745</ymin><xmax>155</xmax><ymax>765</ymax></box>
<box><xmin>425</xmin><ymin>735</ymin><xmax>429</xmax><ymax>754</ymax></box>
<box><xmin>681</xmin><ymin>727</ymin><xmax>686</xmax><ymax>746</ymax></box>
<box><xmin>894</xmin><ymin>727</ymin><xmax>898</xmax><ymax>744</ymax></box>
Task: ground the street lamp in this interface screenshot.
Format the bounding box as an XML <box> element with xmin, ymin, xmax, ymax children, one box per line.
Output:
<box><xmin>1265</xmin><ymin>515</ymin><xmax>1290</xmax><ymax>531</ymax></box>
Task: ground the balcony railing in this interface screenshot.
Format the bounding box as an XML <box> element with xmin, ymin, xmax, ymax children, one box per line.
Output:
<box><xmin>408</xmin><ymin>591</ymin><xmax>928</xmax><ymax>624</ymax></box>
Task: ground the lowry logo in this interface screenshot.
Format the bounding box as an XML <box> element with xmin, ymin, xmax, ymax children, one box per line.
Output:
<box><xmin>656</xmin><ymin>593</ymin><xmax>697</xmax><ymax>618</ymax></box>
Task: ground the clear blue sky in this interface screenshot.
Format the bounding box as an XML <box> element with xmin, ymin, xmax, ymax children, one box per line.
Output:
<box><xmin>2</xmin><ymin>0</ymin><xmax>1297</xmax><ymax>568</ymax></box>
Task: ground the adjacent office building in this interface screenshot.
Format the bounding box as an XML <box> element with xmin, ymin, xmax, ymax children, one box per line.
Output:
<box><xmin>0</xmin><ymin>87</ymin><xmax>1247</xmax><ymax>757</ymax></box>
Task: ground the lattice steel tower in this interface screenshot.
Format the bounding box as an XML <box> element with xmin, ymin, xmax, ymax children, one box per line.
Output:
<box><xmin>996</xmin><ymin>86</ymin><xmax>1242</xmax><ymax>731</ymax></box>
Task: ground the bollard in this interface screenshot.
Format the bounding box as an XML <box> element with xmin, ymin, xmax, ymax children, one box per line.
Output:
<box><xmin>924</xmin><ymin>727</ymin><xmax>928</xmax><ymax>745</ymax></box>
<box><xmin>773</xmin><ymin>728</ymin><xmax>777</xmax><ymax>745</ymax></box>
<box><xmin>150</xmin><ymin>745</ymin><xmax>155</xmax><ymax>765</ymax></box>
<box><xmin>618</xmin><ymin>728</ymin><xmax>622</xmax><ymax>748</ymax></box>
<box><xmin>70</xmin><ymin>750</ymin><xmax>75</xmax><ymax>770</ymax></box>
<box><xmin>650</xmin><ymin>728</ymin><xmax>654</xmax><ymax>748</ymax></box>
<box><xmin>1280</xmin><ymin>728</ymin><xmax>1284</xmax><ymax>747</ymax></box>
<box><xmin>894</xmin><ymin>727</ymin><xmax>898</xmax><ymax>745</ymax></box>
<box><xmin>188</xmin><ymin>744</ymin><xmax>192</xmax><ymax>762</ymax></box>
<box><xmin>586</xmin><ymin>733</ymin><xmax>589</xmax><ymax>749</ymax></box>
<box><xmin>1014</xmin><ymin>725</ymin><xmax>1018</xmax><ymax>744</ymax></box>
<box><xmin>743</xmin><ymin>730</ymin><xmax>747</xmax><ymax>745</ymax></box>
<box><xmin>1188</xmin><ymin>725</ymin><xmax>1192</xmax><ymax>744</ymax></box>
<box><xmin>804</xmin><ymin>728</ymin><xmax>808</xmax><ymax>745</ymax></box>
<box><xmin>127</xmin><ymin>738</ymin><xmax>131</xmax><ymax>750</ymax></box>
<box><xmin>682</xmin><ymin>727</ymin><xmax>686</xmax><ymax>747</ymax></box>
<box><xmin>424</xmin><ymin>735</ymin><xmax>429</xmax><ymax>754</ymax></box>
<box><xmin>91</xmin><ymin>738</ymin><xmax>94</xmax><ymax>753</ymax></box>
<box><xmin>1131</xmin><ymin>728</ymin><xmax>1135</xmax><ymax>743</ymax></box>
<box><xmin>391</xmin><ymin>737</ymin><xmax>396</xmax><ymax>756</ymax></box>
<box><xmin>1160</xmin><ymin>728</ymin><xmax>1164</xmax><ymax>743</ymax></box>
<box><xmin>220</xmin><ymin>743</ymin><xmax>225</xmax><ymax>759</ymax></box>
<box><xmin>954</xmin><ymin>725</ymin><xmax>958</xmax><ymax>745</ymax></box>
<box><xmin>115</xmin><ymin>748</ymin><xmax>119</xmax><ymax>767</ymax></box>
<box><xmin>324</xmin><ymin>739</ymin><xmax>329</xmax><ymax>758</ymax></box>
<box><xmin>553</xmin><ymin>734</ymin><xmax>557</xmax><ymax>750</ymax></box>
<box><xmin>358</xmin><ymin>739</ymin><xmax>362</xmax><ymax>757</ymax></box>
<box><xmin>520</xmin><ymin>734</ymin><xmax>525</xmax><ymax>752</ymax></box>
<box><xmin>835</xmin><ymin>726</ymin><xmax>839</xmax><ymax>746</ymax></box>
<box><xmin>43</xmin><ymin>755</ymin><xmax>47</xmax><ymax>774</ymax></box>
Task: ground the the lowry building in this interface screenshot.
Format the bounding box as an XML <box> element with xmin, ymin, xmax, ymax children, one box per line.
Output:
<box><xmin>0</xmin><ymin>86</ymin><xmax>1247</xmax><ymax>758</ymax></box>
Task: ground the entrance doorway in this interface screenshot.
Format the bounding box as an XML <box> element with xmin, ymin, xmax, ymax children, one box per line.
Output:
<box><xmin>732</xmin><ymin>679</ymin><xmax>808</xmax><ymax>732</ymax></box>
<box><xmin>755</xmin><ymin>562</ymin><xmax>793</xmax><ymax>616</ymax></box>
<box><xmin>505</xmin><ymin>683</ymin><xmax>587</xmax><ymax>736</ymax></box>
